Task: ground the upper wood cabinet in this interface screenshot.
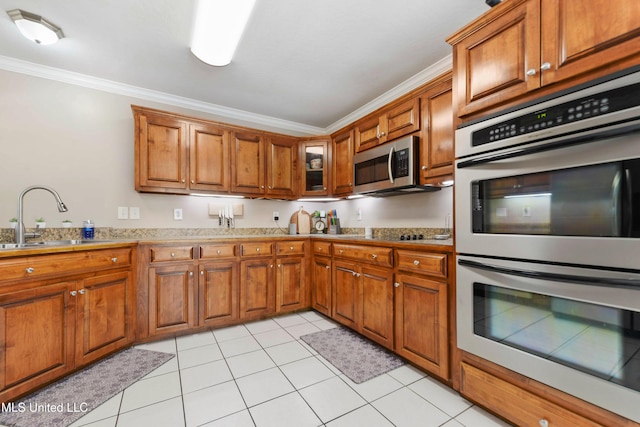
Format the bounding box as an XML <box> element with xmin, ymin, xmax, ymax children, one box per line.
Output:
<box><xmin>448</xmin><ymin>0</ymin><xmax>640</xmax><ymax>118</ymax></box>
<box><xmin>331</xmin><ymin>129</ymin><xmax>354</xmax><ymax>196</ymax></box>
<box><xmin>231</xmin><ymin>131</ymin><xmax>265</xmax><ymax>195</ymax></box>
<box><xmin>300</xmin><ymin>139</ymin><xmax>330</xmax><ymax>196</ymax></box>
<box><xmin>189</xmin><ymin>123</ymin><xmax>230</xmax><ymax>192</ymax></box>
<box><xmin>266</xmin><ymin>136</ymin><xmax>298</xmax><ymax>198</ymax></box>
<box><xmin>419</xmin><ymin>77</ymin><xmax>454</xmax><ymax>183</ymax></box>
<box><xmin>355</xmin><ymin>97</ymin><xmax>420</xmax><ymax>152</ymax></box>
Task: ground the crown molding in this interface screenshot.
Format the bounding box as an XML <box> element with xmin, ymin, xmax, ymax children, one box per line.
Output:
<box><xmin>0</xmin><ymin>55</ymin><xmax>324</xmax><ymax>136</ymax></box>
<box><xmin>324</xmin><ymin>55</ymin><xmax>453</xmax><ymax>134</ymax></box>
<box><xmin>0</xmin><ymin>53</ymin><xmax>451</xmax><ymax>136</ymax></box>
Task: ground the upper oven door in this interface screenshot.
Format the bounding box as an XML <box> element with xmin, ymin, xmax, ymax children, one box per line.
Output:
<box><xmin>455</xmin><ymin>128</ymin><xmax>640</xmax><ymax>269</ymax></box>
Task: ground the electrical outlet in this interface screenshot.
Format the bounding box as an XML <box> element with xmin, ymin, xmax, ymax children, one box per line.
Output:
<box><xmin>356</xmin><ymin>209</ymin><xmax>362</xmax><ymax>221</ymax></box>
<box><xmin>173</xmin><ymin>208</ymin><xmax>183</xmax><ymax>220</ymax></box>
<box><xmin>273</xmin><ymin>211</ymin><xmax>279</xmax><ymax>221</ymax></box>
<box><xmin>117</xmin><ymin>206</ymin><xmax>129</xmax><ymax>220</ymax></box>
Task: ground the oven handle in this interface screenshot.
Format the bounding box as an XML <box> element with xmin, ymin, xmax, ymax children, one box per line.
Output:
<box><xmin>457</xmin><ymin>121</ymin><xmax>640</xmax><ymax>169</ymax></box>
<box><xmin>458</xmin><ymin>258</ymin><xmax>640</xmax><ymax>290</ymax></box>
<box><xmin>623</xmin><ymin>168</ymin><xmax>633</xmax><ymax>237</ymax></box>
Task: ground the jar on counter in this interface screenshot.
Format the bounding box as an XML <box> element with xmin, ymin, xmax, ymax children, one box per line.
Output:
<box><xmin>82</xmin><ymin>220</ymin><xmax>95</xmax><ymax>240</ymax></box>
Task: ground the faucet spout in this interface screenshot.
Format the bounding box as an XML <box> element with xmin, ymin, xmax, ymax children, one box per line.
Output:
<box><xmin>15</xmin><ymin>185</ymin><xmax>69</xmax><ymax>244</ymax></box>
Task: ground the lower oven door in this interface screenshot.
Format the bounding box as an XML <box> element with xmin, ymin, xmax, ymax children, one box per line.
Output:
<box><xmin>457</xmin><ymin>254</ymin><xmax>640</xmax><ymax>422</ymax></box>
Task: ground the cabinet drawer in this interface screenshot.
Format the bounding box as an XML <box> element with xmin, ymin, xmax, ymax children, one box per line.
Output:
<box><xmin>333</xmin><ymin>243</ymin><xmax>392</xmax><ymax>267</ymax></box>
<box><xmin>460</xmin><ymin>363</ymin><xmax>601</xmax><ymax>427</ymax></box>
<box><xmin>276</xmin><ymin>241</ymin><xmax>305</xmax><ymax>256</ymax></box>
<box><xmin>396</xmin><ymin>250</ymin><xmax>447</xmax><ymax>279</ymax></box>
<box><xmin>0</xmin><ymin>248</ymin><xmax>133</xmax><ymax>283</ymax></box>
<box><xmin>149</xmin><ymin>246</ymin><xmax>194</xmax><ymax>262</ymax></box>
<box><xmin>313</xmin><ymin>241</ymin><xmax>332</xmax><ymax>256</ymax></box>
<box><xmin>199</xmin><ymin>243</ymin><xmax>237</xmax><ymax>259</ymax></box>
<box><xmin>240</xmin><ymin>242</ymin><xmax>273</xmax><ymax>257</ymax></box>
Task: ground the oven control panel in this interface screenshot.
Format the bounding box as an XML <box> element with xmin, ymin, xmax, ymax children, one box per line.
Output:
<box><xmin>472</xmin><ymin>82</ymin><xmax>640</xmax><ymax>147</ymax></box>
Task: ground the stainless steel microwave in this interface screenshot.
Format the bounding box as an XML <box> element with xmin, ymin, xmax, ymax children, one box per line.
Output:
<box><xmin>353</xmin><ymin>136</ymin><xmax>440</xmax><ymax>196</ymax></box>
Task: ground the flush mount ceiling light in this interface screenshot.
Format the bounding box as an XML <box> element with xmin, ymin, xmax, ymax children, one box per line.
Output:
<box><xmin>7</xmin><ymin>9</ymin><xmax>64</xmax><ymax>45</ymax></box>
<box><xmin>190</xmin><ymin>0</ymin><xmax>256</xmax><ymax>66</ymax></box>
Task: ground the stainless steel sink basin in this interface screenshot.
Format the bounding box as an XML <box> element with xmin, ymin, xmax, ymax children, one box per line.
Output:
<box><xmin>0</xmin><ymin>240</ymin><xmax>112</xmax><ymax>249</ymax></box>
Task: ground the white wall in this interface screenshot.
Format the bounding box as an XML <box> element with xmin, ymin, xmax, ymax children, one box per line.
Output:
<box><xmin>0</xmin><ymin>69</ymin><xmax>451</xmax><ymax>230</ymax></box>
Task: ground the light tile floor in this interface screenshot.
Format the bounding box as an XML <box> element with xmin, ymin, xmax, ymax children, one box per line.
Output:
<box><xmin>67</xmin><ymin>311</ymin><xmax>511</xmax><ymax>427</ymax></box>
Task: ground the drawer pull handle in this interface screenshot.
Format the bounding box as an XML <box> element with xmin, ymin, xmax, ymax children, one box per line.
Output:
<box><xmin>111</xmin><ymin>257</ymin><xmax>118</xmax><ymax>263</ymax></box>
<box><xmin>413</xmin><ymin>260</ymin><xmax>420</xmax><ymax>266</ymax></box>
<box><xmin>25</xmin><ymin>267</ymin><xmax>35</xmax><ymax>274</ymax></box>
<box><xmin>540</xmin><ymin>62</ymin><xmax>551</xmax><ymax>71</ymax></box>
<box><xmin>290</xmin><ymin>246</ymin><xmax>294</xmax><ymax>250</ymax></box>
<box><xmin>256</xmin><ymin>248</ymin><xmax>260</xmax><ymax>252</ymax></box>
<box><xmin>539</xmin><ymin>419</ymin><xmax>549</xmax><ymax>427</ymax></box>
<box><xmin>318</xmin><ymin>247</ymin><xmax>323</xmax><ymax>251</ymax></box>
<box><xmin>371</xmin><ymin>254</ymin><xmax>377</xmax><ymax>259</ymax></box>
<box><xmin>70</xmin><ymin>290</ymin><xmax>77</xmax><ymax>296</ymax></box>
<box><xmin>171</xmin><ymin>252</ymin><xmax>175</xmax><ymax>257</ymax></box>
<box><xmin>217</xmin><ymin>249</ymin><xmax>222</xmax><ymax>255</ymax></box>
<box><xmin>339</xmin><ymin>249</ymin><xmax>344</xmax><ymax>254</ymax></box>
<box><xmin>79</xmin><ymin>289</ymin><xmax>85</xmax><ymax>295</ymax></box>
<box><xmin>525</xmin><ymin>68</ymin><xmax>537</xmax><ymax>76</ymax></box>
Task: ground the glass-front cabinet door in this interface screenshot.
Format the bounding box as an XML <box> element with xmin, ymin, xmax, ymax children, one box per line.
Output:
<box><xmin>300</xmin><ymin>139</ymin><xmax>329</xmax><ymax>196</ymax></box>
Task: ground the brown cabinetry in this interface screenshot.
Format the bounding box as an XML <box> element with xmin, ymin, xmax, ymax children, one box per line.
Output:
<box><xmin>148</xmin><ymin>263</ymin><xmax>197</xmax><ymax>335</ymax></box>
<box><xmin>331</xmin><ymin>129</ymin><xmax>354</xmax><ymax>196</ymax></box>
<box><xmin>266</xmin><ymin>136</ymin><xmax>298</xmax><ymax>198</ymax></box>
<box><xmin>448</xmin><ymin>0</ymin><xmax>640</xmax><ymax>118</ymax></box>
<box><xmin>419</xmin><ymin>77</ymin><xmax>454</xmax><ymax>183</ymax></box>
<box><xmin>231</xmin><ymin>132</ymin><xmax>265</xmax><ymax>196</ymax></box>
<box><xmin>133</xmin><ymin>107</ymin><xmax>230</xmax><ymax>194</ymax></box>
<box><xmin>394</xmin><ymin>249</ymin><xmax>449</xmax><ymax>379</ymax></box>
<box><xmin>332</xmin><ymin>244</ymin><xmax>394</xmax><ymax>350</ymax></box>
<box><xmin>355</xmin><ymin>97</ymin><xmax>420</xmax><ymax>152</ymax></box>
<box><xmin>0</xmin><ymin>246</ymin><xmax>135</xmax><ymax>403</ymax></box>
<box><xmin>300</xmin><ymin>139</ymin><xmax>330</xmax><ymax>196</ymax></box>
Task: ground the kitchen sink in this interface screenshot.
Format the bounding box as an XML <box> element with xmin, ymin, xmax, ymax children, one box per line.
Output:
<box><xmin>0</xmin><ymin>240</ymin><xmax>113</xmax><ymax>249</ymax></box>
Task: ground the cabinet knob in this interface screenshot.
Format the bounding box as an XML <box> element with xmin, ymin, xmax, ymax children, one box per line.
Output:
<box><xmin>356</xmin><ymin>273</ymin><xmax>361</xmax><ymax>278</ymax></box>
<box><xmin>260</xmin><ymin>185</ymin><xmax>265</xmax><ymax>189</ymax></box>
<box><xmin>268</xmin><ymin>185</ymin><xmax>272</xmax><ymax>189</ymax></box>
<box><xmin>171</xmin><ymin>252</ymin><xmax>175</xmax><ymax>257</ymax></box>
<box><xmin>191</xmin><ymin>180</ymin><xmax>194</xmax><ymax>184</ymax></box>
<box><xmin>189</xmin><ymin>271</ymin><xmax>193</xmax><ymax>277</ymax></box>
<box><xmin>352</xmin><ymin>271</ymin><xmax>357</xmax><ymax>276</ymax></box>
<box><xmin>290</xmin><ymin>246</ymin><xmax>294</xmax><ymax>250</ymax></box>
<box><xmin>325</xmin><ymin>265</ymin><xmax>330</xmax><ymax>269</ymax></box>
<box><xmin>217</xmin><ymin>249</ymin><xmax>222</xmax><ymax>255</ymax></box>
<box><xmin>339</xmin><ymin>249</ymin><xmax>344</xmax><ymax>254</ymax></box>
<box><xmin>200</xmin><ymin>270</ymin><xmax>204</xmax><ymax>275</ymax></box>
<box><xmin>70</xmin><ymin>290</ymin><xmax>77</xmax><ymax>296</ymax></box>
<box><xmin>413</xmin><ymin>260</ymin><xmax>420</xmax><ymax>266</ymax></box>
<box><xmin>111</xmin><ymin>257</ymin><xmax>118</xmax><ymax>263</ymax></box>
<box><xmin>540</xmin><ymin>62</ymin><xmax>551</xmax><ymax>71</ymax></box>
<box><xmin>270</xmin><ymin>264</ymin><xmax>273</xmax><ymax>268</ymax></box>
<box><xmin>181</xmin><ymin>179</ymin><xmax>185</xmax><ymax>183</ymax></box>
<box><xmin>526</xmin><ymin>68</ymin><xmax>537</xmax><ymax>76</ymax></box>
<box><xmin>278</xmin><ymin>264</ymin><xmax>282</xmax><ymax>268</ymax></box>
<box><xmin>256</xmin><ymin>247</ymin><xmax>260</xmax><ymax>252</ymax></box>
<box><xmin>539</xmin><ymin>419</ymin><xmax>549</xmax><ymax>427</ymax></box>
<box><xmin>323</xmin><ymin>187</ymin><xmax>327</xmax><ymax>190</ymax></box>
<box><xmin>394</xmin><ymin>282</ymin><xmax>400</xmax><ymax>288</ymax></box>
<box><xmin>371</xmin><ymin>254</ymin><xmax>377</xmax><ymax>259</ymax></box>
<box><xmin>25</xmin><ymin>267</ymin><xmax>35</xmax><ymax>274</ymax></box>
<box><xmin>79</xmin><ymin>289</ymin><xmax>86</xmax><ymax>295</ymax></box>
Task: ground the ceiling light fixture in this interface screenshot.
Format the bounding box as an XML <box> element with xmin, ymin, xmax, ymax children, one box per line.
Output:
<box><xmin>7</xmin><ymin>9</ymin><xmax>64</xmax><ymax>45</ymax></box>
<box><xmin>190</xmin><ymin>0</ymin><xmax>256</xmax><ymax>67</ymax></box>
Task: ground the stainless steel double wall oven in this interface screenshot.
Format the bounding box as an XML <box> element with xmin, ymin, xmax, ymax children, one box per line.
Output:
<box><xmin>455</xmin><ymin>68</ymin><xmax>640</xmax><ymax>422</ymax></box>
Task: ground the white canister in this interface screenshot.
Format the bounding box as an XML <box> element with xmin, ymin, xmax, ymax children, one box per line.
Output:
<box><xmin>289</xmin><ymin>223</ymin><xmax>297</xmax><ymax>235</ymax></box>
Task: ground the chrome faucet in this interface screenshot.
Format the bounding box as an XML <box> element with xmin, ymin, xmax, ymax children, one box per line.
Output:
<box><xmin>15</xmin><ymin>185</ymin><xmax>68</xmax><ymax>244</ymax></box>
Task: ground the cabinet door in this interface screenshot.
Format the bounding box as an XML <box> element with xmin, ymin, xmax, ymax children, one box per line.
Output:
<box><xmin>231</xmin><ymin>132</ymin><xmax>265</xmax><ymax>195</ymax></box>
<box><xmin>189</xmin><ymin>123</ymin><xmax>230</xmax><ymax>192</ymax></box>
<box><xmin>199</xmin><ymin>261</ymin><xmax>238</xmax><ymax>328</ymax></box>
<box><xmin>360</xmin><ymin>265</ymin><xmax>394</xmax><ymax>350</ymax></box>
<box><xmin>311</xmin><ymin>256</ymin><xmax>332</xmax><ymax>316</ymax></box>
<box><xmin>331</xmin><ymin>129</ymin><xmax>354</xmax><ymax>196</ymax></box>
<box><xmin>266</xmin><ymin>136</ymin><xmax>297</xmax><ymax>198</ymax></box>
<box><xmin>332</xmin><ymin>260</ymin><xmax>359</xmax><ymax>328</ymax></box>
<box><xmin>420</xmin><ymin>81</ymin><xmax>454</xmax><ymax>182</ymax></box>
<box><xmin>148</xmin><ymin>264</ymin><xmax>197</xmax><ymax>336</ymax></box>
<box><xmin>451</xmin><ymin>0</ymin><xmax>541</xmax><ymax>117</ymax></box>
<box><xmin>394</xmin><ymin>273</ymin><xmax>449</xmax><ymax>379</ymax></box>
<box><xmin>355</xmin><ymin>116</ymin><xmax>384</xmax><ymax>153</ymax></box>
<box><xmin>276</xmin><ymin>257</ymin><xmax>306</xmax><ymax>313</ymax></box>
<box><xmin>136</xmin><ymin>112</ymin><xmax>189</xmax><ymax>191</ymax></box>
<box><xmin>384</xmin><ymin>97</ymin><xmax>420</xmax><ymax>142</ymax></box>
<box><xmin>76</xmin><ymin>271</ymin><xmax>133</xmax><ymax>366</ymax></box>
<box><xmin>540</xmin><ymin>0</ymin><xmax>640</xmax><ymax>86</ymax></box>
<box><xmin>300</xmin><ymin>140</ymin><xmax>329</xmax><ymax>196</ymax></box>
<box><xmin>0</xmin><ymin>281</ymin><xmax>75</xmax><ymax>401</ymax></box>
<box><xmin>240</xmin><ymin>259</ymin><xmax>275</xmax><ymax>320</ymax></box>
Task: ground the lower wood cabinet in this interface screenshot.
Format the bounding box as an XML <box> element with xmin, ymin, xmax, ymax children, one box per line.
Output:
<box><xmin>199</xmin><ymin>261</ymin><xmax>238</xmax><ymax>328</ymax></box>
<box><xmin>275</xmin><ymin>256</ymin><xmax>306</xmax><ymax>313</ymax></box>
<box><xmin>0</xmin><ymin>245</ymin><xmax>135</xmax><ymax>403</ymax></box>
<box><xmin>311</xmin><ymin>255</ymin><xmax>332</xmax><ymax>316</ymax></box>
<box><xmin>240</xmin><ymin>258</ymin><xmax>275</xmax><ymax>320</ymax></box>
<box><xmin>148</xmin><ymin>263</ymin><xmax>197</xmax><ymax>335</ymax></box>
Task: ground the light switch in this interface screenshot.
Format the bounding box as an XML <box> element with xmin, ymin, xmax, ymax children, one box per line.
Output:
<box><xmin>117</xmin><ymin>206</ymin><xmax>129</xmax><ymax>219</ymax></box>
<box><xmin>129</xmin><ymin>207</ymin><xmax>140</xmax><ymax>220</ymax></box>
<box><xmin>174</xmin><ymin>208</ymin><xmax>183</xmax><ymax>220</ymax></box>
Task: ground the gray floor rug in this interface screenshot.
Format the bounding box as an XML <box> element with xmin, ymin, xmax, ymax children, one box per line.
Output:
<box><xmin>0</xmin><ymin>347</ymin><xmax>174</xmax><ymax>427</ymax></box>
<box><xmin>301</xmin><ymin>327</ymin><xmax>404</xmax><ymax>384</ymax></box>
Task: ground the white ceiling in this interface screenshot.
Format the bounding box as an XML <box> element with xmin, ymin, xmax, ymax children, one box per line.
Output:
<box><xmin>0</xmin><ymin>0</ymin><xmax>489</xmax><ymax>134</ymax></box>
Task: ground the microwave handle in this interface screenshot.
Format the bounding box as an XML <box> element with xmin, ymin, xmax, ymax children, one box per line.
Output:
<box><xmin>388</xmin><ymin>145</ymin><xmax>395</xmax><ymax>183</ymax></box>
<box><xmin>458</xmin><ymin>258</ymin><xmax>640</xmax><ymax>290</ymax></box>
